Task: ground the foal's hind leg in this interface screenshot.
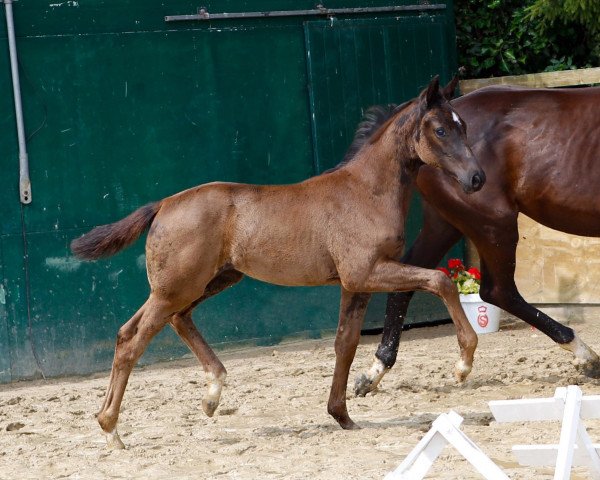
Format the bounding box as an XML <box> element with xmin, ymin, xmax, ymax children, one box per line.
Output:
<box><xmin>97</xmin><ymin>296</ymin><xmax>177</xmax><ymax>448</ymax></box>
<box><xmin>170</xmin><ymin>270</ymin><xmax>244</xmax><ymax>417</ymax></box>
<box><xmin>171</xmin><ymin>311</ymin><xmax>226</xmax><ymax>417</ymax></box>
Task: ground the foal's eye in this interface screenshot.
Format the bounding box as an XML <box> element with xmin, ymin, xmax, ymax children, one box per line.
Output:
<box><xmin>434</xmin><ymin>127</ymin><xmax>446</xmax><ymax>138</ymax></box>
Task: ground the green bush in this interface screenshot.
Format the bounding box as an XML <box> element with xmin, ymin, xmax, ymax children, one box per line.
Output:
<box><xmin>455</xmin><ymin>0</ymin><xmax>599</xmax><ymax>78</ymax></box>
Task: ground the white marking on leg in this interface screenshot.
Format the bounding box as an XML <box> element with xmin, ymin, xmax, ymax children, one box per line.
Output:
<box><xmin>561</xmin><ymin>333</ymin><xmax>599</xmax><ymax>365</ymax></box>
<box><xmin>106</xmin><ymin>426</ymin><xmax>125</xmax><ymax>449</ymax></box>
<box><xmin>454</xmin><ymin>358</ymin><xmax>472</xmax><ymax>382</ymax></box>
<box><xmin>206</xmin><ymin>371</ymin><xmax>226</xmax><ymax>404</ymax></box>
<box><xmin>202</xmin><ymin>371</ymin><xmax>226</xmax><ymax>417</ymax></box>
<box><xmin>366</xmin><ymin>357</ymin><xmax>386</xmax><ymax>387</ymax></box>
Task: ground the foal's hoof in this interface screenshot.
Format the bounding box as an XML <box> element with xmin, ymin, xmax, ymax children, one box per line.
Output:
<box><xmin>354</xmin><ymin>373</ymin><xmax>376</xmax><ymax>397</ymax></box>
<box><xmin>454</xmin><ymin>359</ymin><xmax>472</xmax><ymax>383</ymax></box>
<box><xmin>202</xmin><ymin>399</ymin><xmax>219</xmax><ymax>417</ymax></box>
<box><xmin>575</xmin><ymin>358</ymin><xmax>600</xmax><ymax>379</ymax></box>
<box><xmin>337</xmin><ymin>417</ymin><xmax>361</xmax><ymax>430</ymax></box>
<box><xmin>105</xmin><ymin>430</ymin><xmax>126</xmax><ymax>450</ymax></box>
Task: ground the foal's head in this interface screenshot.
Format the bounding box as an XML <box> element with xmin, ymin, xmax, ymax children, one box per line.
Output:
<box><xmin>411</xmin><ymin>76</ymin><xmax>485</xmax><ymax>193</ymax></box>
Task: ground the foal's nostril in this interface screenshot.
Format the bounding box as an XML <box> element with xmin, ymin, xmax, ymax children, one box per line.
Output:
<box><xmin>471</xmin><ymin>173</ymin><xmax>483</xmax><ymax>191</ymax></box>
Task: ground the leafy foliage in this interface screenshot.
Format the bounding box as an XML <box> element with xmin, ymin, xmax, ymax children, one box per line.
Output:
<box><xmin>528</xmin><ymin>0</ymin><xmax>600</xmax><ymax>60</ymax></box>
<box><xmin>455</xmin><ymin>0</ymin><xmax>598</xmax><ymax>78</ymax></box>
<box><xmin>528</xmin><ymin>0</ymin><xmax>600</xmax><ymax>34</ymax></box>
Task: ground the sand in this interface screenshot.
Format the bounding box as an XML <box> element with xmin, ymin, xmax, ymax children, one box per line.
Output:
<box><xmin>1</xmin><ymin>318</ymin><xmax>600</xmax><ymax>479</ymax></box>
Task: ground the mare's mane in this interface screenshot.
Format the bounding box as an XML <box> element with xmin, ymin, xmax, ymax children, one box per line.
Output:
<box><xmin>323</xmin><ymin>99</ymin><xmax>414</xmax><ymax>174</ymax></box>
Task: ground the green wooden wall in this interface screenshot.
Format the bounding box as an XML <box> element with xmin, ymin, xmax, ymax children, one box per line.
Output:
<box><xmin>0</xmin><ymin>0</ymin><xmax>460</xmax><ymax>382</ymax></box>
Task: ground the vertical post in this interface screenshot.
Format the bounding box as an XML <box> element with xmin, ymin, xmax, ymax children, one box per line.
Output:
<box><xmin>554</xmin><ymin>385</ymin><xmax>582</xmax><ymax>480</ymax></box>
<box><xmin>4</xmin><ymin>0</ymin><xmax>32</xmax><ymax>204</ymax></box>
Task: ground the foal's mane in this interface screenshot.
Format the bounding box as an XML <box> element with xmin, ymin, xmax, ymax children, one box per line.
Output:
<box><xmin>323</xmin><ymin>100</ymin><xmax>414</xmax><ymax>174</ymax></box>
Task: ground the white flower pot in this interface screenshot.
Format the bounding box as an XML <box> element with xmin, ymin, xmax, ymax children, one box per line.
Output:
<box><xmin>459</xmin><ymin>293</ymin><xmax>500</xmax><ymax>334</ymax></box>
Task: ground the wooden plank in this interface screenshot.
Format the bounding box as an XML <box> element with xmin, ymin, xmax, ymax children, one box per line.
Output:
<box><xmin>489</xmin><ymin>397</ymin><xmax>564</xmax><ymax>422</ymax></box>
<box><xmin>513</xmin><ymin>444</ymin><xmax>600</xmax><ymax>468</ymax></box>
<box><xmin>554</xmin><ymin>385</ymin><xmax>583</xmax><ymax>479</ymax></box>
<box><xmin>459</xmin><ymin>67</ymin><xmax>600</xmax><ymax>94</ymax></box>
<box><xmin>490</xmin><ymin>395</ymin><xmax>600</xmax><ymax>422</ymax></box>
<box><xmin>581</xmin><ymin>396</ymin><xmax>600</xmax><ymax>419</ymax></box>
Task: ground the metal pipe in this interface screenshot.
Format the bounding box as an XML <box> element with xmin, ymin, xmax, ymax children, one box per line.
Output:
<box><xmin>4</xmin><ymin>0</ymin><xmax>31</xmax><ymax>204</ymax></box>
<box><xmin>165</xmin><ymin>4</ymin><xmax>446</xmax><ymax>22</ymax></box>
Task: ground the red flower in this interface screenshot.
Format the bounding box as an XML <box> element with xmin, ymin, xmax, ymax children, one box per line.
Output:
<box><xmin>448</xmin><ymin>258</ymin><xmax>464</xmax><ymax>270</ymax></box>
<box><xmin>437</xmin><ymin>267</ymin><xmax>450</xmax><ymax>277</ymax></box>
<box><xmin>467</xmin><ymin>267</ymin><xmax>481</xmax><ymax>280</ymax></box>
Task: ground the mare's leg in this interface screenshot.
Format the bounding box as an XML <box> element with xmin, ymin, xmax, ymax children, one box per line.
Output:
<box><xmin>474</xmin><ymin>223</ymin><xmax>600</xmax><ymax>377</ymax></box>
<box><xmin>355</xmin><ymin>207</ymin><xmax>461</xmax><ymax>396</ymax></box>
<box><xmin>97</xmin><ymin>295</ymin><xmax>180</xmax><ymax>449</ymax></box>
<box><xmin>328</xmin><ymin>289</ymin><xmax>371</xmax><ymax>430</ymax></box>
<box><xmin>169</xmin><ymin>270</ymin><xmax>244</xmax><ymax>417</ymax></box>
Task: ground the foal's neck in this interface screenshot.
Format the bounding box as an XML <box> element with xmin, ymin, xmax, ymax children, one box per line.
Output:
<box><xmin>345</xmin><ymin>105</ymin><xmax>421</xmax><ymax>192</ymax></box>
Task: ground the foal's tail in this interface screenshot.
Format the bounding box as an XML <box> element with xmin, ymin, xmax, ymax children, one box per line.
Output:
<box><xmin>71</xmin><ymin>201</ymin><xmax>162</xmax><ymax>260</ymax></box>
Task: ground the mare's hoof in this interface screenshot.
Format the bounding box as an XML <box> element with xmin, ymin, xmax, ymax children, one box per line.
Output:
<box><xmin>202</xmin><ymin>399</ymin><xmax>219</xmax><ymax>417</ymax></box>
<box><xmin>575</xmin><ymin>358</ymin><xmax>600</xmax><ymax>379</ymax></box>
<box><xmin>354</xmin><ymin>373</ymin><xmax>376</xmax><ymax>397</ymax></box>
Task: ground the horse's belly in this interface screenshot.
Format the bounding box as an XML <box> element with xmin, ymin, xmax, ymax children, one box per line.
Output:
<box><xmin>233</xmin><ymin>253</ymin><xmax>339</xmax><ymax>287</ymax></box>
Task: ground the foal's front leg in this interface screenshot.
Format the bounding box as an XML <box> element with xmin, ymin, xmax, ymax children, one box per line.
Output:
<box><xmin>328</xmin><ymin>289</ymin><xmax>371</xmax><ymax>430</ymax></box>
<box><xmin>355</xmin><ymin>211</ymin><xmax>462</xmax><ymax>396</ymax></box>
<box><xmin>344</xmin><ymin>261</ymin><xmax>478</xmax><ymax>383</ymax></box>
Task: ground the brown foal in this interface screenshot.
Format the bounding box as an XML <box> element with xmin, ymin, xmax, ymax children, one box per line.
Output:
<box><xmin>71</xmin><ymin>76</ymin><xmax>484</xmax><ymax>448</ymax></box>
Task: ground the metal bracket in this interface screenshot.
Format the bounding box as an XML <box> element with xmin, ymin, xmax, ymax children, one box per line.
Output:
<box><xmin>165</xmin><ymin>4</ymin><xmax>446</xmax><ymax>22</ymax></box>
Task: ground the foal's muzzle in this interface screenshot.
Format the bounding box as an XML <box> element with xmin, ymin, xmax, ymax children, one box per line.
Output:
<box><xmin>462</xmin><ymin>169</ymin><xmax>486</xmax><ymax>194</ymax></box>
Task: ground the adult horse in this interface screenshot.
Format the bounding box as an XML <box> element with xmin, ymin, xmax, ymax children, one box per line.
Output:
<box><xmin>355</xmin><ymin>82</ymin><xmax>600</xmax><ymax>397</ymax></box>
<box><xmin>71</xmin><ymin>77</ymin><xmax>485</xmax><ymax>448</ymax></box>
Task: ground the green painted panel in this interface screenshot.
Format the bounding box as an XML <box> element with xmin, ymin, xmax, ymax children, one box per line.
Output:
<box><xmin>304</xmin><ymin>16</ymin><xmax>462</xmax><ymax>326</ymax></box>
<box><xmin>18</xmin><ymin>28</ymin><xmax>313</xmax><ymax>232</ymax></box>
<box><xmin>305</xmin><ymin>16</ymin><xmax>453</xmax><ymax>172</ymax></box>
<box><xmin>1</xmin><ymin>234</ymin><xmax>37</xmax><ymax>379</ymax></box>
<box><xmin>0</xmin><ymin>239</ymin><xmax>11</xmax><ymax>382</ymax></box>
<box><xmin>0</xmin><ymin>1</ymin><xmax>456</xmax><ymax>380</ymax></box>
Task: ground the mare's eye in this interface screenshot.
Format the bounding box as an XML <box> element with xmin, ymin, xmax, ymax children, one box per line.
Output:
<box><xmin>434</xmin><ymin>127</ymin><xmax>446</xmax><ymax>138</ymax></box>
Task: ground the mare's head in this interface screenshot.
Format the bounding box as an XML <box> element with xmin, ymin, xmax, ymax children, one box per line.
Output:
<box><xmin>412</xmin><ymin>76</ymin><xmax>485</xmax><ymax>193</ymax></box>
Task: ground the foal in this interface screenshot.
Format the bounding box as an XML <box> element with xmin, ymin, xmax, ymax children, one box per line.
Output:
<box><xmin>71</xmin><ymin>76</ymin><xmax>485</xmax><ymax>448</ymax></box>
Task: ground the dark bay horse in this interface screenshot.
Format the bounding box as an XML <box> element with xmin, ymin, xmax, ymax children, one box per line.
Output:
<box><xmin>355</xmin><ymin>82</ymin><xmax>600</xmax><ymax>397</ymax></box>
<box><xmin>71</xmin><ymin>77</ymin><xmax>485</xmax><ymax>448</ymax></box>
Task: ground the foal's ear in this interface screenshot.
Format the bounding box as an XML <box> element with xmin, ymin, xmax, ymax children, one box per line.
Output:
<box><xmin>425</xmin><ymin>75</ymin><xmax>441</xmax><ymax>109</ymax></box>
<box><xmin>441</xmin><ymin>76</ymin><xmax>460</xmax><ymax>100</ymax></box>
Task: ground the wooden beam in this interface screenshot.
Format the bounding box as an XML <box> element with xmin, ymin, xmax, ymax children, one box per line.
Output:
<box><xmin>459</xmin><ymin>67</ymin><xmax>600</xmax><ymax>94</ymax></box>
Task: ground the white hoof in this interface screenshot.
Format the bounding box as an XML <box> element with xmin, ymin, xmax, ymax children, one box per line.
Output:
<box><xmin>202</xmin><ymin>371</ymin><xmax>226</xmax><ymax>417</ymax></box>
<box><xmin>454</xmin><ymin>359</ymin><xmax>472</xmax><ymax>382</ymax></box>
<box><xmin>354</xmin><ymin>358</ymin><xmax>386</xmax><ymax>397</ymax></box>
<box><xmin>106</xmin><ymin>428</ymin><xmax>126</xmax><ymax>450</ymax></box>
